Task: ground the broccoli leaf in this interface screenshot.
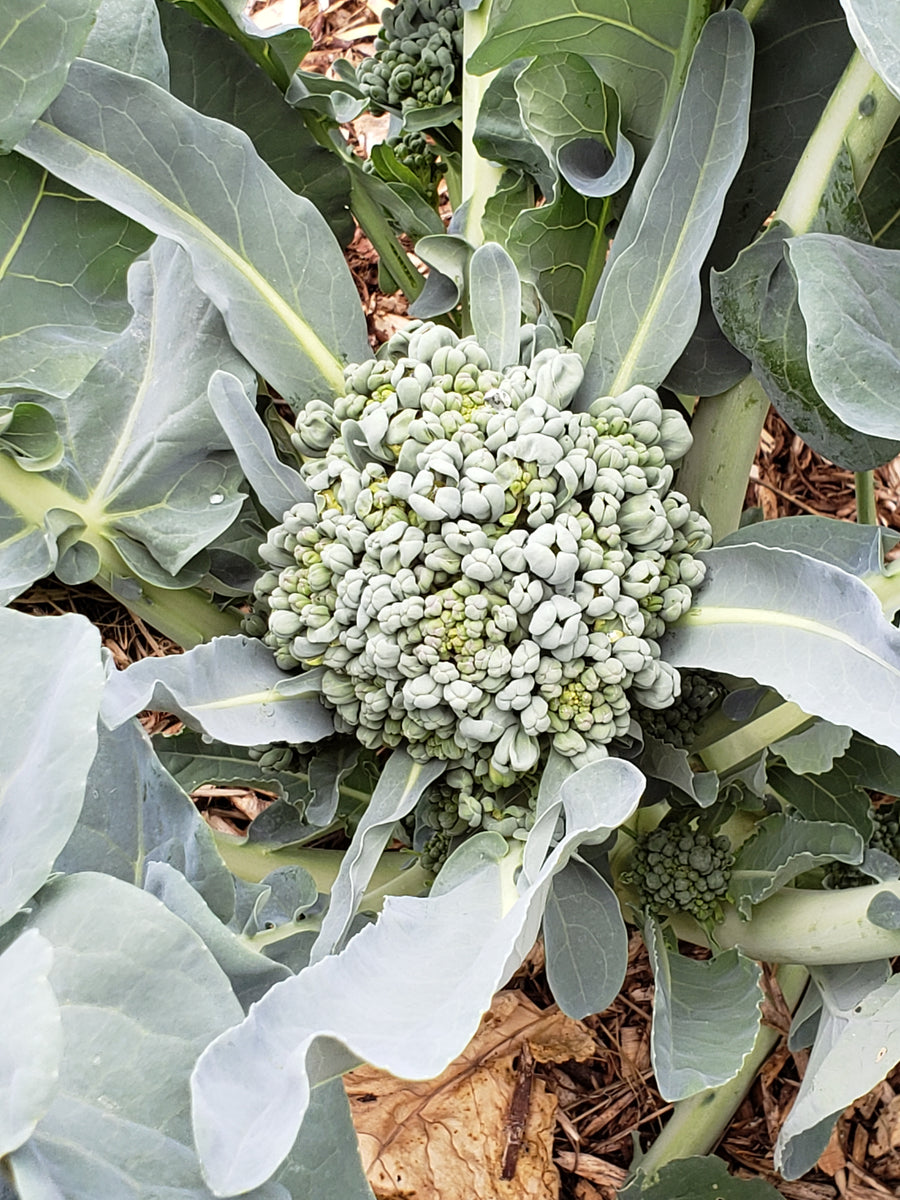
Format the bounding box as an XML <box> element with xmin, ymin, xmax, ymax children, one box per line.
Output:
<box><xmin>16</xmin><ymin>58</ymin><xmax>368</xmax><ymax>405</ymax></box>
<box><xmin>664</xmin><ymin>545</ymin><xmax>900</xmax><ymax>755</ymax></box>
<box><xmin>646</xmin><ymin>920</ymin><xmax>763</xmax><ymax>1101</ymax></box>
<box><xmin>0</xmin><ymin>609</ymin><xmax>104</xmax><ymax>927</ymax></box>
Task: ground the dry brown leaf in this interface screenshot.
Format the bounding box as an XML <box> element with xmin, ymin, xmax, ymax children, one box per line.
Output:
<box><xmin>817</xmin><ymin>1122</ymin><xmax>847</xmax><ymax>1177</ymax></box>
<box><xmin>870</xmin><ymin>1096</ymin><xmax>900</xmax><ymax>1158</ymax></box>
<box><xmin>345</xmin><ymin>990</ymin><xmax>595</xmax><ymax>1200</ymax></box>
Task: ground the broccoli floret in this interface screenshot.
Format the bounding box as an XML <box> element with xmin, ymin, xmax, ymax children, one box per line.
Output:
<box><xmin>630</xmin><ymin>817</ymin><xmax>734</xmax><ymax>923</ymax></box>
<box><xmin>637</xmin><ymin>670</ymin><xmax>726</xmax><ymax>749</ymax></box>
<box><xmin>357</xmin><ymin>0</ymin><xmax>463</xmax><ymax>114</ymax></box>
<box><xmin>251</xmin><ymin>320</ymin><xmax>711</xmax><ymax>833</ymax></box>
<box><xmin>824</xmin><ymin>803</ymin><xmax>900</xmax><ymax>889</ymax></box>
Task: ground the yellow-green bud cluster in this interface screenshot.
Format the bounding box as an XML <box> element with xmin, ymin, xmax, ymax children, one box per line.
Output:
<box><xmin>254</xmin><ymin>321</ymin><xmax>711</xmax><ymax>806</ymax></box>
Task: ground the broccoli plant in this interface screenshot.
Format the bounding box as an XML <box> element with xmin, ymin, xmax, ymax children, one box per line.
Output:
<box><xmin>4</xmin><ymin>2</ymin><xmax>900</xmax><ymax>1200</ymax></box>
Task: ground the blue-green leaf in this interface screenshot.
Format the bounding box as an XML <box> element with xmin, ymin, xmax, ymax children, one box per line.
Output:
<box><xmin>840</xmin><ymin>0</ymin><xmax>900</xmax><ymax>99</ymax></box>
<box><xmin>101</xmin><ymin>635</ymin><xmax>334</xmax><ymax>746</ymax></box>
<box><xmin>730</xmin><ymin>814</ymin><xmax>864</xmax><ymax>917</ymax></box>
<box><xmin>10</xmin><ymin>873</ymin><xmax>288</xmax><ymax>1200</ymax></box>
<box><xmin>787</xmin><ymin>234</ymin><xmax>900</xmax><ymax>438</ymax></box>
<box><xmin>776</xmin><ymin>962</ymin><xmax>900</xmax><ymax>1178</ymax></box>
<box><xmin>0</xmin><ymin>931</ymin><xmax>61</xmax><ymax>1157</ymax></box>
<box><xmin>647</xmin><ymin>920</ymin><xmax>762</xmax><ymax>1100</ymax></box>
<box><xmin>543</xmin><ymin>856</ymin><xmax>627</xmax><ymax>1019</ymax></box>
<box><xmin>0</xmin><ymin>610</ymin><xmax>103</xmax><ymax>927</ymax></box>
<box><xmin>55</xmin><ymin>717</ymin><xmax>235</xmax><ymax>922</ymax></box>
<box><xmin>579</xmin><ymin>11</ymin><xmax>754</xmax><ymax>398</ymax></box>
<box><xmin>16</xmin><ymin>58</ymin><xmax>368</xmax><ymax>405</ymax></box>
<box><xmin>467</xmin><ymin>0</ymin><xmax>711</xmax><ymax>154</ymax></box>
<box><xmin>665</xmin><ymin>545</ymin><xmax>900</xmax><ymax>755</ymax></box>
<box><xmin>469</xmin><ymin>242</ymin><xmax>521</xmax><ymax>370</ymax></box>
<box><xmin>0</xmin><ymin>153</ymin><xmax>150</xmax><ymax>399</ymax></box>
<box><xmin>207</xmin><ymin>371</ymin><xmax>308</xmax><ymax>521</ymax></box>
<box><xmin>191</xmin><ymin>759</ymin><xmax>644</xmax><ymax>1195</ymax></box>
<box><xmin>0</xmin><ymin>0</ymin><xmax>100</xmax><ymax>152</ymax></box>
<box><xmin>310</xmin><ymin>748</ymin><xmax>445</xmax><ymax>963</ymax></box>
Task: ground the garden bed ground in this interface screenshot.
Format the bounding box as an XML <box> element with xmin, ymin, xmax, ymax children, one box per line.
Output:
<box><xmin>14</xmin><ymin>3</ymin><xmax>900</xmax><ymax>1197</ymax></box>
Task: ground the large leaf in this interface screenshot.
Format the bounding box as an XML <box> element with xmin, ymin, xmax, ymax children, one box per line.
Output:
<box><xmin>467</xmin><ymin>0</ymin><xmax>711</xmax><ymax>154</ymax></box>
<box><xmin>54</xmin><ymin>717</ymin><xmax>235</xmax><ymax>922</ymax></box>
<box><xmin>0</xmin><ymin>0</ymin><xmax>100</xmax><ymax>151</ymax></box>
<box><xmin>767</xmin><ymin>760</ymin><xmax>873</xmax><ymax>837</ymax></box>
<box><xmin>0</xmin><ymin>153</ymin><xmax>151</xmax><ymax>399</ymax></box>
<box><xmin>101</xmin><ymin>634</ymin><xmax>334</xmax><ymax>746</ymax></box>
<box><xmin>468</xmin><ymin>242</ymin><xmax>521</xmax><ymax>371</ymax></box>
<box><xmin>0</xmin><ymin>610</ymin><xmax>104</xmax><ymax>926</ymax></box>
<box><xmin>711</xmin><ymin>220</ymin><xmax>900</xmax><ymax>470</ymax></box>
<box><xmin>666</xmin><ymin>0</ymin><xmax>854</xmax><ymax>395</ymax></box>
<box><xmin>0</xmin><ymin>238</ymin><xmax>251</xmax><ymax>601</ymax></box>
<box><xmin>786</xmin><ymin>234</ymin><xmax>900</xmax><ymax>438</ymax></box>
<box><xmin>0</xmin><ymin>932</ymin><xmax>61</xmax><ymax>1158</ymax></box>
<box><xmin>543</xmin><ymin>856</ymin><xmax>628</xmax><ymax>1019</ymax></box>
<box><xmin>144</xmin><ymin>862</ymin><xmax>292</xmax><ymax>1010</ymax></box>
<box><xmin>647</xmin><ymin>921</ymin><xmax>762</xmax><ymax>1101</ymax></box>
<box><xmin>310</xmin><ymin>749</ymin><xmax>445</xmax><ymax>963</ymax></box>
<box><xmin>513</xmin><ymin>54</ymin><xmax>633</xmax><ymax>200</ymax></box>
<box><xmin>82</xmin><ymin>0</ymin><xmax>170</xmax><ymax>86</ymax></box>
<box><xmin>730</xmin><ymin>814</ymin><xmax>865</xmax><ymax>917</ymax></box>
<box><xmin>166</xmin><ymin>0</ymin><xmax>312</xmax><ymax>87</ymax></box>
<box><xmin>664</xmin><ymin>545</ymin><xmax>900</xmax><ymax>754</ymax></box>
<box><xmin>207</xmin><ymin>371</ymin><xmax>308</xmax><ymax>521</ymax></box>
<box><xmin>9</xmin><ymin>872</ymin><xmax>288</xmax><ymax>1200</ymax></box>
<box><xmin>578</xmin><ymin>11</ymin><xmax>754</xmax><ymax>399</ymax></box>
<box><xmin>623</xmin><ymin>1154</ymin><xmax>783</xmax><ymax>1199</ymax></box>
<box><xmin>775</xmin><ymin>962</ymin><xmax>900</xmax><ymax>1178</ymax></box>
<box><xmin>16</xmin><ymin>58</ymin><xmax>369</xmax><ymax>405</ymax></box>
<box><xmin>840</xmin><ymin>0</ymin><xmax>900</xmax><ymax>99</ymax></box>
<box><xmin>718</xmin><ymin>514</ymin><xmax>898</xmax><ymax>581</ymax></box>
<box><xmin>191</xmin><ymin>759</ymin><xmax>645</xmax><ymax>1195</ymax></box>
<box><xmin>157</xmin><ymin>0</ymin><xmax>353</xmax><ymax>245</ymax></box>
<box><xmin>504</xmin><ymin>182</ymin><xmax>610</xmax><ymax>340</ymax></box>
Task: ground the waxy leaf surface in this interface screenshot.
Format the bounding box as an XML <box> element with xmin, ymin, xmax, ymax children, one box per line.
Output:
<box><xmin>0</xmin><ymin>609</ymin><xmax>103</xmax><ymax>926</ymax></box>
<box><xmin>16</xmin><ymin>58</ymin><xmax>368</xmax><ymax>405</ymax></box>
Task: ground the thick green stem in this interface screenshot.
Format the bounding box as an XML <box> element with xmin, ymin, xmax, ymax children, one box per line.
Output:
<box><xmin>213</xmin><ymin>832</ymin><xmax>412</xmax><ymax>895</ymax></box>
<box><xmin>677</xmin><ymin>375</ymin><xmax>770</xmax><ymax>539</ymax></box>
<box><xmin>461</xmin><ymin>1</ymin><xmax>504</xmax><ymax>246</ymax></box>
<box><xmin>635</xmin><ymin>964</ymin><xmax>809</xmax><ymax>1176</ymax></box>
<box><xmin>855</xmin><ymin>470</ymin><xmax>878</xmax><ymax>525</ymax></box>
<box><xmin>669</xmin><ymin>880</ymin><xmax>900</xmax><ymax>964</ymax></box>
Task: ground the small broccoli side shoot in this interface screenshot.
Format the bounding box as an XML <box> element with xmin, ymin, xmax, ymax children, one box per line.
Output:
<box><xmin>629</xmin><ymin>816</ymin><xmax>734</xmax><ymax>926</ymax></box>
<box><xmin>357</xmin><ymin>0</ymin><xmax>463</xmax><ymax>114</ymax></box>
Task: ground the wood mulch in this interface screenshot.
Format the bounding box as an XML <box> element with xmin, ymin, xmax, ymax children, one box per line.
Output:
<box><xmin>12</xmin><ymin>3</ymin><xmax>900</xmax><ymax>1197</ymax></box>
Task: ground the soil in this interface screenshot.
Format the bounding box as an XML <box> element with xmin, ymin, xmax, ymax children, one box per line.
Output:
<box><xmin>13</xmin><ymin>4</ymin><xmax>900</xmax><ymax>1198</ymax></box>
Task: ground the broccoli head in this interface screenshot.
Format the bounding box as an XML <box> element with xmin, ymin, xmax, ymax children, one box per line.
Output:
<box><xmin>250</xmin><ymin>321</ymin><xmax>711</xmax><ymax>840</ymax></box>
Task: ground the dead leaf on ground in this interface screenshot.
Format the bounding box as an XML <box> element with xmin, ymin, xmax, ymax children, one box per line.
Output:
<box><xmin>345</xmin><ymin>990</ymin><xmax>595</xmax><ymax>1200</ymax></box>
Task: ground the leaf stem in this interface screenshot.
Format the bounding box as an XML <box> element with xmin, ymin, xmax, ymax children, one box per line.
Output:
<box><xmin>676</xmin><ymin>374</ymin><xmax>770</xmax><ymax>539</ymax></box>
<box><xmin>347</xmin><ymin>170</ymin><xmax>425</xmax><ymax>300</ymax></box>
<box><xmin>855</xmin><ymin>470</ymin><xmax>878</xmax><ymax>525</ymax></box>
<box><xmin>461</xmin><ymin>1</ymin><xmax>504</xmax><ymax>246</ymax></box>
